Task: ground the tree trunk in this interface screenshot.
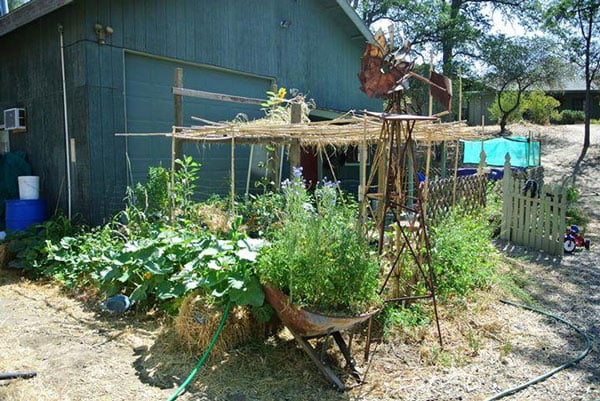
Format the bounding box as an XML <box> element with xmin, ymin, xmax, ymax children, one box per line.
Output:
<box><xmin>441</xmin><ymin>0</ymin><xmax>463</xmax><ymax>75</ymax></box>
<box><xmin>500</xmin><ymin>113</ymin><xmax>508</xmax><ymax>134</ymax></box>
<box><xmin>578</xmin><ymin>11</ymin><xmax>593</xmax><ymax>163</ymax></box>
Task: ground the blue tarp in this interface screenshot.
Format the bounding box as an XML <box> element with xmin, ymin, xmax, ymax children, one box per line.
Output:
<box><xmin>462</xmin><ymin>136</ymin><xmax>540</xmax><ymax>168</ymax></box>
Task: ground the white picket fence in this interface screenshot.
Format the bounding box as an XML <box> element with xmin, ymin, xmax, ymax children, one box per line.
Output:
<box><xmin>500</xmin><ymin>154</ymin><xmax>566</xmax><ymax>255</ymax></box>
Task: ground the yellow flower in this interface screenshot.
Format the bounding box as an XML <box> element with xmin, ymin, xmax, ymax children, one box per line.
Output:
<box><xmin>143</xmin><ymin>272</ymin><xmax>153</xmax><ymax>280</ymax></box>
<box><xmin>277</xmin><ymin>87</ymin><xmax>287</xmax><ymax>99</ymax></box>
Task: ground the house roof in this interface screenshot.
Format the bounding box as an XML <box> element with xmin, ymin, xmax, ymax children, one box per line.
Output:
<box><xmin>0</xmin><ymin>0</ymin><xmax>374</xmax><ymax>42</ymax></box>
<box><xmin>545</xmin><ymin>77</ymin><xmax>599</xmax><ymax>93</ymax></box>
<box><xmin>0</xmin><ymin>0</ymin><xmax>73</xmax><ymax>37</ymax></box>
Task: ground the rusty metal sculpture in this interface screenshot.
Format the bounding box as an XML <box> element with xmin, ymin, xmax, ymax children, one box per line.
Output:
<box><xmin>358</xmin><ymin>42</ymin><xmax>414</xmax><ymax>98</ymax></box>
<box><xmin>357</xmin><ymin>33</ymin><xmax>449</xmax><ymax>360</ymax></box>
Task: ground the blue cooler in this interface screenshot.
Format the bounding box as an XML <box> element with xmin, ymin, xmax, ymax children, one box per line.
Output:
<box><xmin>5</xmin><ymin>199</ymin><xmax>47</xmax><ymax>232</ymax></box>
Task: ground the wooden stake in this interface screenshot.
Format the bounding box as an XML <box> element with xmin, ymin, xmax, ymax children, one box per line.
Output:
<box><xmin>170</xmin><ymin>126</ymin><xmax>176</xmax><ymax>223</ymax></box>
<box><xmin>458</xmin><ymin>67</ymin><xmax>463</xmax><ymax>122</ymax></box>
<box><xmin>359</xmin><ymin>117</ymin><xmax>368</xmax><ymax>223</ymax></box>
<box><xmin>452</xmin><ymin>140</ymin><xmax>460</xmax><ymax>204</ymax></box>
<box><xmin>174</xmin><ymin>68</ymin><xmax>183</xmax><ymax>163</ymax></box>
<box><xmin>428</xmin><ymin>54</ymin><xmax>434</xmax><ymax>118</ymax></box>
<box><xmin>230</xmin><ymin>130</ymin><xmax>236</xmax><ymax>212</ymax></box>
<box><xmin>423</xmin><ymin>133</ymin><xmax>432</xmax><ymax>217</ymax></box>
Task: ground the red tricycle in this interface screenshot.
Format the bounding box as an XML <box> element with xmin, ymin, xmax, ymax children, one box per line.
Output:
<box><xmin>563</xmin><ymin>225</ymin><xmax>590</xmax><ymax>254</ymax></box>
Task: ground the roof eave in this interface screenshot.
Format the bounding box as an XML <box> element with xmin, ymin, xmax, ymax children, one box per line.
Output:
<box><xmin>335</xmin><ymin>0</ymin><xmax>374</xmax><ymax>44</ymax></box>
<box><xmin>0</xmin><ymin>0</ymin><xmax>74</xmax><ymax>38</ymax></box>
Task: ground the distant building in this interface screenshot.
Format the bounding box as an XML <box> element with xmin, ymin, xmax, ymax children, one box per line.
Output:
<box><xmin>545</xmin><ymin>78</ymin><xmax>600</xmax><ymax>118</ymax></box>
<box><xmin>465</xmin><ymin>78</ymin><xmax>600</xmax><ymax>126</ymax></box>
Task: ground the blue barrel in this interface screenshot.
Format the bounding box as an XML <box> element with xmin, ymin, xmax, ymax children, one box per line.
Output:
<box><xmin>5</xmin><ymin>199</ymin><xmax>47</xmax><ymax>232</ymax></box>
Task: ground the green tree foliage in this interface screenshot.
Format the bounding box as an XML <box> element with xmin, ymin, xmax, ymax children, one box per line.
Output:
<box><xmin>488</xmin><ymin>91</ymin><xmax>523</xmax><ymax>126</ymax></box>
<box><xmin>489</xmin><ymin>90</ymin><xmax>561</xmax><ymax>126</ymax></box>
<box><xmin>544</xmin><ymin>0</ymin><xmax>600</xmax><ymax>160</ymax></box>
<box><xmin>350</xmin><ymin>0</ymin><xmax>539</xmax><ymax>76</ymax></box>
<box><xmin>523</xmin><ymin>91</ymin><xmax>561</xmax><ymax>125</ymax></box>
<box><xmin>480</xmin><ymin>35</ymin><xmax>567</xmax><ymax>132</ymax></box>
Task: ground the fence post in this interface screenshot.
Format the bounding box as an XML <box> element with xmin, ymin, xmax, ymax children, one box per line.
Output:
<box><xmin>477</xmin><ymin>149</ymin><xmax>487</xmax><ymax>174</ymax></box>
<box><xmin>501</xmin><ymin>153</ymin><xmax>511</xmax><ymax>240</ymax></box>
<box><xmin>554</xmin><ymin>185</ymin><xmax>567</xmax><ymax>255</ymax></box>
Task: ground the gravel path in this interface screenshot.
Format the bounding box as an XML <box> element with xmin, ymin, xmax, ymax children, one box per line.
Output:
<box><xmin>495</xmin><ymin>123</ymin><xmax>600</xmax><ymax>400</ymax></box>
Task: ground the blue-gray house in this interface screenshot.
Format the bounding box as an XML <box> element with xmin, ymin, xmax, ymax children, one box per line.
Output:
<box><xmin>0</xmin><ymin>0</ymin><xmax>380</xmax><ymax>224</ymax></box>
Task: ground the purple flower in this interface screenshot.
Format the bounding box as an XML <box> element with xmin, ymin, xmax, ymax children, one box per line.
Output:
<box><xmin>292</xmin><ymin>166</ymin><xmax>303</xmax><ymax>178</ymax></box>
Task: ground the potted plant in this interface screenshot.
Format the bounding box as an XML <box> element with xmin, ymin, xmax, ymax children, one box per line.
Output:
<box><xmin>256</xmin><ymin>167</ymin><xmax>381</xmax><ymax>334</ymax></box>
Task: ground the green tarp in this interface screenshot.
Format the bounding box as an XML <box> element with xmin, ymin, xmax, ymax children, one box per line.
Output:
<box><xmin>462</xmin><ymin>136</ymin><xmax>540</xmax><ymax>167</ymax></box>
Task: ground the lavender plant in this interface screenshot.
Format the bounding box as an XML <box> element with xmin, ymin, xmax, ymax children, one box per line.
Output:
<box><xmin>257</xmin><ymin>167</ymin><xmax>381</xmax><ymax>315</ymax></box>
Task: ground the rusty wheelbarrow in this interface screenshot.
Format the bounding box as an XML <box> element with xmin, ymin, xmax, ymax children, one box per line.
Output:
<box><xmin>262</xmin><ymin>284</ymin><xmax>378</xmax><ymax>391</ymax></box>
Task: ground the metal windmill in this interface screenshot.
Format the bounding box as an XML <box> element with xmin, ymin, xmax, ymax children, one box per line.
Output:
<box><xmin>358</xmin><ymin>31</ymin><xmax>453</xmax><ymax>353</ymax></box>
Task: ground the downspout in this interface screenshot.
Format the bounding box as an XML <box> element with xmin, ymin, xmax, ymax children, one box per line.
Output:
<box><xmin>58</xmin><ymin>24</ymin><xmax>72</xmax><ymax>219</ymax></box>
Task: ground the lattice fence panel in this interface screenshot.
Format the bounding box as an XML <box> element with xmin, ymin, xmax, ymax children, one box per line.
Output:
<box><xmin>426</xmin><ymin>173</ymin><xmax>488</xmax><ymax>225</ymax></box>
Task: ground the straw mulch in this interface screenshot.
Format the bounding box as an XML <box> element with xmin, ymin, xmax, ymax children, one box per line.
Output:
<box><xmin>175</xmin><ymin>291</ymin><xmax>276</xmax><ymax>360</ymax></box>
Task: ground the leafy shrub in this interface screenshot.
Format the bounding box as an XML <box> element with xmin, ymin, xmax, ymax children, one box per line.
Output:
<box><xmin>7</xmin><ymin>214</ymin><xmax>79</xmax><ymax>273</ymax></box>
<box><xmin>488</xmin><ymin>91</ymin><xmax>524</xmax><ymax>125</ymax></box>
<box><xmin>257</xmin><ymin>168</ymin><xmax>381</xmax><ymax>315</ymax></box>
<box><xmin>133</xmin><ymin>166</ymin><xmax>170</xmax><ymax>219</ymax></box>
<box><xmin>553</xmin><ymin>109</ymin><xmax>585</xmax><ymax>124</ymax></box>
<box><xmin>380</xmin><ymin>303</ymin><xmax>431</xmax><ymax>337</ymax></box>
<box><xmin>237</xmin><ymin>191</ymin><xmax>284</xmax><ymax>237</ymax></box>
<box><xmin>129</xmin><ymin>156</ymin><xmax>201</xmax><ymax>230</ymax></box>
<box><xmin>522</xmin><ymin>91</ymin><xmax>560</xmax><ymax>125</ymax></box>
<box><xmin>565</xmin><ymin>186</ymin><xmax>590</xmax><ymax>229</ymax></box>
<box><xmin>429</xmin><ymin>208</ymin><xmax>497</xmax><ymax>297</ymax></box>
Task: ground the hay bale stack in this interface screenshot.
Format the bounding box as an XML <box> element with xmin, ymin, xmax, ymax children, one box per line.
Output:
<box><xmin>175</xmin><ymin>291</ymin><xmax>272</xmax><ymax>359</ymax></box>
<box><xmin>0</xmin><ymin>244</ymin><xmax>12</xmax><ymax>269</ymax></box>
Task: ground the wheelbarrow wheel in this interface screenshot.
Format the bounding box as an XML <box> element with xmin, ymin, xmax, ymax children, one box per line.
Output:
<box><xmin>584</xmin><ymin>239</ymin><xmax>590</xmax><ymax>250</ymax></box>
<box><xmin>563</xmin><ymin>238</ymin><xmax>576</xmax><ymax>253</ymax></box>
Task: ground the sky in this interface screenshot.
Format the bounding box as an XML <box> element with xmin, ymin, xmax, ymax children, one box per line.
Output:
<box><xmin>372</xmin><ymin>5</ymin><xmax>527</xmax><ymax>38</ymax></box>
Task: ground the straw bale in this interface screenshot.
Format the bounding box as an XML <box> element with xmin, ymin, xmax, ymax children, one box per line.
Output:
<box><xmin>194</xmin><ymin>203</ymin><xmax>232</xmax><ymax>235</ymax></box>
<box><xmin>175</xmin><ymin>291</ymin><xmax>274</xmax><ymax>359</ymax></box>
<box><xmin>0</xmin><ymin>243</ymin><xmax>13</xmax><ymax>269</ymax></box>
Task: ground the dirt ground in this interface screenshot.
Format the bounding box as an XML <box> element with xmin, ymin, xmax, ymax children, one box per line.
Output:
<box><xmin>0</xmin><ymin>124</ymin><xmax>598</xmax><ymax>401</ymax></box>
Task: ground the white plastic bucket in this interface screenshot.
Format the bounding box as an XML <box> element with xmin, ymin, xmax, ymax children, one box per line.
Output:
<box><xmin>18</xmin><ymin>176</ymin><xmax>40</xmax><ymax>200</ymax></box>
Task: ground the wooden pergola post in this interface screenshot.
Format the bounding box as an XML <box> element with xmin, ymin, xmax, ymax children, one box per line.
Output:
<box><xmin>288</xmin><ymin>103</ymin><xmax>302</xmax><ymax>175</ymax></box>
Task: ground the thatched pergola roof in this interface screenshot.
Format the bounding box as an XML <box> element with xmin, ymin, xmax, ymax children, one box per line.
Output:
<box><xmin>120</xmin><ymin>111</ymin><xmax>487</xmax><ymax>147</ymax></box>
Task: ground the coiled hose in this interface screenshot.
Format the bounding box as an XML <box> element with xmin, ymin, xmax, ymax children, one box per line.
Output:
<box><xmin>166</xmin><ymin>301</ymin><xmax>232</xmax><ymax>401</ymax></box>
<box><xmin>484</xmin><ymin>299</ymin><xmax>592</xmax><ymax>401</ymax></box>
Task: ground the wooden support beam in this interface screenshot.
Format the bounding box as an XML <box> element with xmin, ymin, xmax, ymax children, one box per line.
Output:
<box><xmin>172</xmin><ymin>87</ymin><xmax>264</xmax><ymax>105</ymax></box>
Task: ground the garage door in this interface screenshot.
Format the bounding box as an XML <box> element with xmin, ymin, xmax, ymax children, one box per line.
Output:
<box><xmin>125</xmin><ymin>52</ymin><xmax>273</xmax><ymax>198</ymax></box>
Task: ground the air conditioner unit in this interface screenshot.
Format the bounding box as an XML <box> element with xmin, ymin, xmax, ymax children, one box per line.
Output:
<box><xmin>3</xmin><ymin>108</ymin><xmax>26</xmax><ymax>131</ymax></box>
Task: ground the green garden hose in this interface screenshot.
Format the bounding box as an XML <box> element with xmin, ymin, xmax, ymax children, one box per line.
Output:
<box><xmin>166</xmin><ymin>301</ymin><xmax>232</xmax><ymax>401</ymax></box>
<box><xmin>484</xmin><ymin>299</ymin><xmax>592</xmax><ymax>401</ymax></box>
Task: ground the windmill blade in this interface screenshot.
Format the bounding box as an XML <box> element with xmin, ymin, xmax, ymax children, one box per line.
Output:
<box><xmin>429</xmin><ymin>70</ymin><xmax>453</xmax><ymax>113</ymax></box>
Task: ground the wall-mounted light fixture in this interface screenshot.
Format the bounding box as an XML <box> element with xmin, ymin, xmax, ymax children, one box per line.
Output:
<box><xmin>280</xmin><ymin>19</ymin><xmax>291</xmax><ymax>29</ymax></box>
<box><xmin>93</xmin><ymin>23</ymin><xmax>113</xmax><ymax>45</ymax></box>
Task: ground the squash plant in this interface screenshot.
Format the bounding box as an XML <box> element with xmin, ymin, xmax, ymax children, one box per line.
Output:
<box><xmin>15</xmin><ymin>157</ymin><xmax>266</xmax><ymax>313</ymax></box>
